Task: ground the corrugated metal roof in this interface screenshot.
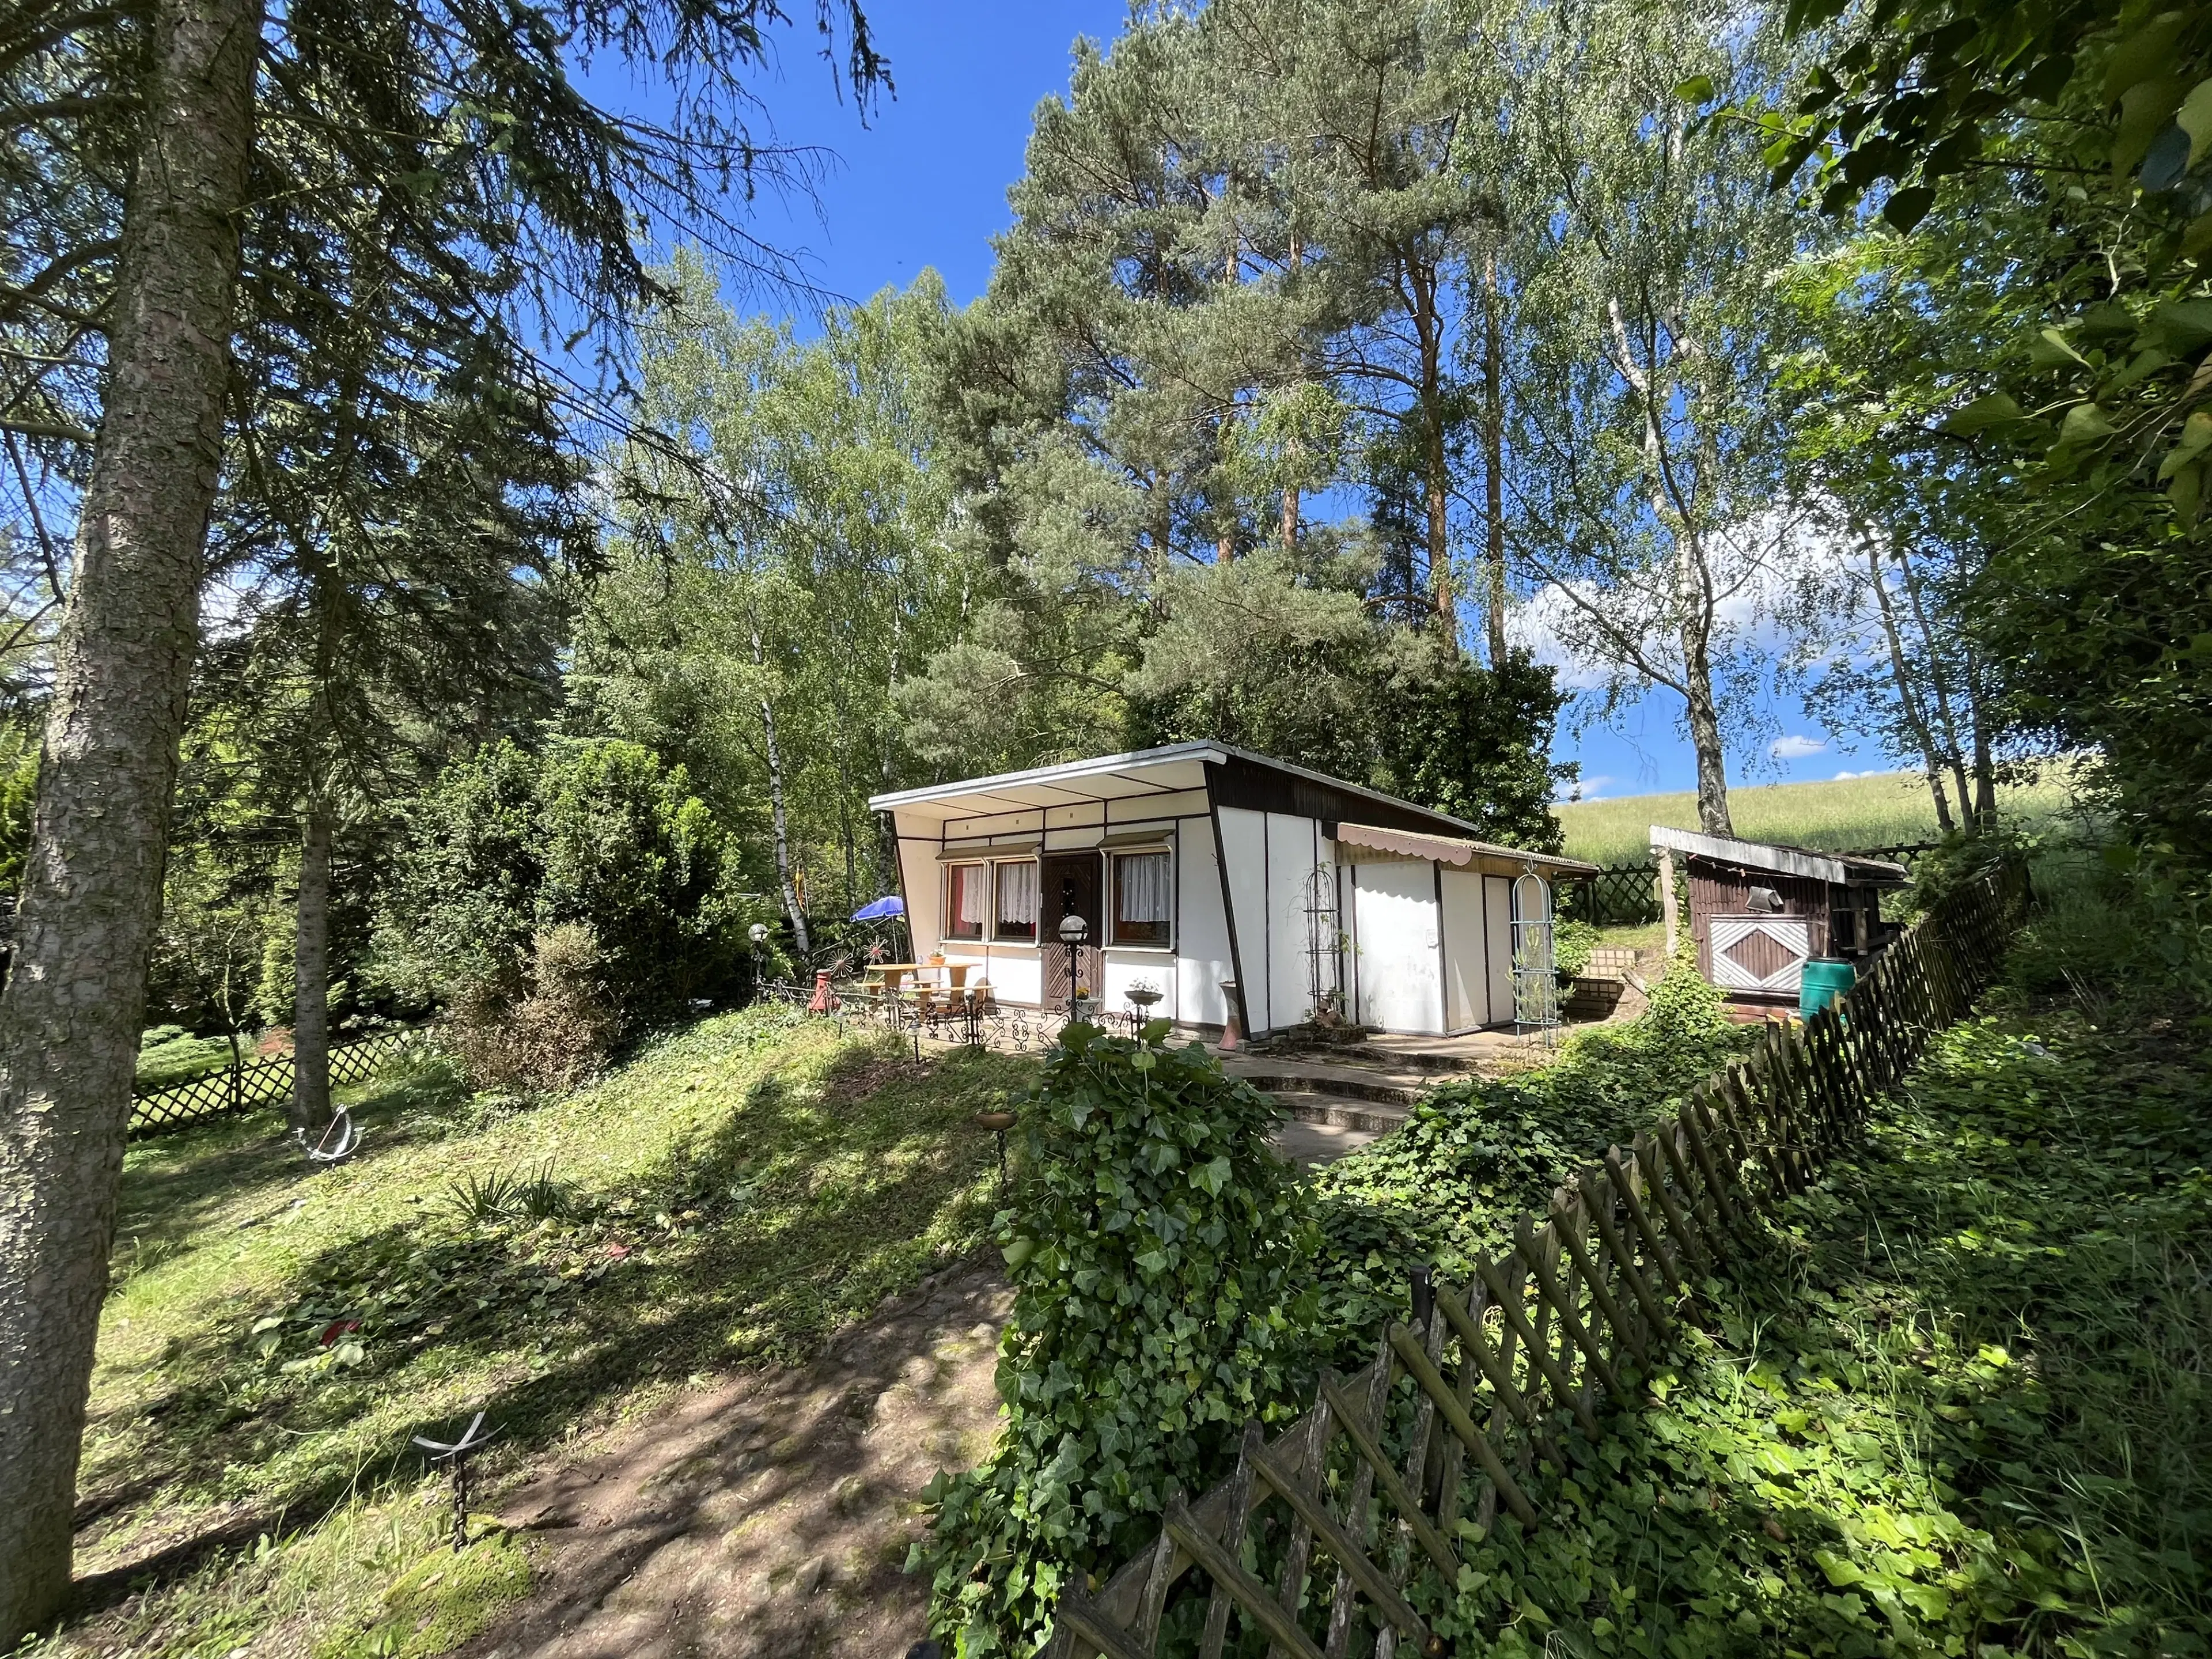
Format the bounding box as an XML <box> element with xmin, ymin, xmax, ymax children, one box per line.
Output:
<box><xmin>1649</xmin><ymin>825</ymin><xmax>1908</xmax><ymax>885</ymax></box>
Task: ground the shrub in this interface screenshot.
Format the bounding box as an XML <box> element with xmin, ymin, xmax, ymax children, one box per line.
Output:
<box><xmin>1552</xmin><ymin>917</ymin><xmax>1601</xmax><ymax>979</ymax></box>
<box><xmin>445</xmin><ymin>924</ymin><xmax>621</xmax><ymax>1096</ymax></box>
<box><xmin>918</xmin><ymin>1021</ymin><xmax>1323</xmax><ymax>1655</ymax></box>
<box><xmin>1310</xmin><ymin>956</ymin><xmax>1748</xmax><ymax>1343</ymax></box>
<box><xmin>377</xmin><ymin>738</ymin><xmax>761</xmax><ymax>1035</ymax></box>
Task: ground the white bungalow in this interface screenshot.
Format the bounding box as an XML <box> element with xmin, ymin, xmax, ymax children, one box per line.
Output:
<box><xmin>867</xmin><ymin>742</ymin><xmax>1597</xmax><ymax>1040</ymax></box>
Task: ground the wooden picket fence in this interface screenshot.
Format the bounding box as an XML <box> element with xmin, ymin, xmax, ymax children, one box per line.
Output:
<box><xmin>129</xmin><ymin>1025</ymin><xmax>427</xmax><ymax>1138</ymax></box>
<box><xmin>1047</xmin><ymin>866</ymin><xmax>2024</xmax><ymax>1659</ymax></box>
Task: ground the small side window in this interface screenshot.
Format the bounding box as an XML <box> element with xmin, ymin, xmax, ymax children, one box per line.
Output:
<box><xmin>1110</xmin><ymin>850</ymin><xmax>1171</xmax><ymax>946</ymax></box>
<box><xmin>945</xmin><ymin>862</ymin><xmax>986</xmax><ymax>941</ymax></box>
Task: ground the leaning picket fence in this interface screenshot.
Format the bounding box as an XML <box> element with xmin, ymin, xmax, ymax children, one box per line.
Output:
<box><xmin>130</xmin><ymin>1025</ymin><xmax>427</xmax><ymax>1138</ymax></box>
<box><xmin>1046</xmin><ymin>867</ymin><xmax>2025</xmax><ymax>1659</ymax></box>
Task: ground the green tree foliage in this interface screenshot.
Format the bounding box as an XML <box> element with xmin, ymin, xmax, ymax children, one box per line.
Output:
<box><xmin>1372</xmin><ymin>651</ymin><xmax>1572</xmax><ymax>848</ymax></box>
<box><xmin>1766</xmin><ymin>2</ymin><xmax>2212</xmax><ymax>866</ymax></box>
<box><xmin>0</xmin><ymin>726</ymin><xmax>36</xmax><ymax>904</ymax></box>
<box><xmin>582</xmin><ymin>260</ymin><xmax>974</xmax><ymax>949</ymax></box>
<box><xmin>377</xmin><ymin>739</ymin><xmax>750</xmax><ymax>1029</ymax></box>
<box><xmin>919</xmin><ymin>1023</ymin><xmax>1322</xmax><ymax>1654</ymax></box>
<box><xmin>894</xmin><ymin>1</ymin><xmax>1581</xmax><ymax>835</ymax></box>
<box><xmin>1504</xmin><ymin>0</ymin><xmax>1827</xmax><ymax>836</ymax></box>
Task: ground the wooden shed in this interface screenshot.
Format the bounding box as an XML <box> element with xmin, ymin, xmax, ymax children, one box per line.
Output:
<box><xmin>1649</xmin><ymin>827</ymin><xmax>1909</xmax><ymax>1015</ymax></box>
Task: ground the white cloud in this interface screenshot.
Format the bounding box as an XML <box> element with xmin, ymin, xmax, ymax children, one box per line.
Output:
<box><xmin>1831</xmin><ymin>767</ymin><xmax>1903</xmax><ymax>781</ymax></box>
<box><xmin>1503</xmin><ymin>498</ymin><xmax>1866</xmax><ymax>696</ymax></box>
<box><xmin>1770</xmin><ymin>733</ymin><xmax>1828</xmax><ymax>760</ymax></box>
<box><xmin>1554</xmin><ymin>775</ymin><xmax>1614</xmax><ymax>803</ymax></box>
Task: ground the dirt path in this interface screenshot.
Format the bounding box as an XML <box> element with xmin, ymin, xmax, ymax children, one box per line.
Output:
<box><xmin>467</xmin><ymin>1260</ymin><xmax>1009</xmax><ymax>1659</ymax></box>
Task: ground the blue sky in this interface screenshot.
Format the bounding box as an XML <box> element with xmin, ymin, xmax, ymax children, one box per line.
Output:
<box><xmin>717</xmin><ymin>0</ymin><xmax>1872</xmax><ymax>803</ymax></box>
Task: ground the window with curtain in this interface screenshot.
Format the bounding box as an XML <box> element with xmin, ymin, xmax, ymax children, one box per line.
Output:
<box><xmin>944</xmin><ymin>863</ymin><xmax>986</xmax><ymax>940</ymax></box>
<box><xmin>1111</xmin><ymin>850</ymin><xmax>1171</xmax><ymax>945</ymax></box>
<box><xmin>994</xmin><ymin>859</ymin><xmax>1037</xmax><ymax>940</ymax></box>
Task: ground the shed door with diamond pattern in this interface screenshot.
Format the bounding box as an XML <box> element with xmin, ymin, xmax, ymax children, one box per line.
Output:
<box><xmin>1709</xmin><ymin>915</ymin><xmax>1812</xmax><ymax>994</ymax></box>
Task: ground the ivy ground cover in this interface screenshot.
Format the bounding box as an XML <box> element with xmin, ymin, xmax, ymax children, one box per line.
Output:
<box><xmin>1437</xmin><ymin>994</ymin><xmax>2210</xmax><ymax>1658</ymax></box>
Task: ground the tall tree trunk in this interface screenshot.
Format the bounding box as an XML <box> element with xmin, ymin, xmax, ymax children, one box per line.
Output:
<box><xmin>1414</xmin><ymin>260</ymin><xmax>1453</xmax><ymax>641</ymax></box>
<box><xmin>1894</xmin><ymin>546</ymin><xmax>1974</xmax><ymax>825</ymax></box>
<box><xmin>761</xmin><ymin>695</ymin><xmax>810</xmax><ymax>960</ymax></box>
<box><xmin>1963</xmin><ymin>644</ymin><xmax>1999</xmax><ymax>829</ymax></box>
<box><xmin>1605</xmin><ymin>298</ymin><xmax>1731</xmax><ymax>836</ymax></box>
<box><xmin>1281</xmin><ymin>227</ymin><xmax>1302</xmax><ymax>551</ymax></box>
<box><xmin>751</xmin><ymin>627</ymin><xmax>810</xmax><ymax>960</ymax></box>
<box><xmin>0</xmin><ymin>0</ymin><xmax>260</xmax><ymax>1637</ymax></box>
<box><xmin>1680</xmin><ymin>617</ymin><xmax>1734</xmax><ymax>837</ymax></box>
<box><xmin>1862</xmin><ymin>539</ymin><xmax>1955</xmax><ymax>833</ymax></box>
<box><xmin>1483</xmin><ymin>249</ymin><xmax>1509</xmax><ymax>668</ymax></box>
<box><xmin>1217</xmin><ymin>240</ymin><xmax>1239</xmax><ymax>566</ymax></box>
<box><xmin>290</xmin><ymin>802</ymin><xmax>332</xmax><ymax>1134</ymax></box>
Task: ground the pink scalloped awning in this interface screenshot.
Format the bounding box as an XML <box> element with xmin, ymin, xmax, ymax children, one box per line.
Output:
<box><xmin>1332</xmin><ymin>822</ymin><xmax>1594</xmax><ymax>873</ymax></box>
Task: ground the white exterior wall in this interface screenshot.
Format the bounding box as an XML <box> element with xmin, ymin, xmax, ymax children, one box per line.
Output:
<box><xmin>1174</xmin><ymin>827</ymin><xmax>1233</xmax><ymax>1028</ymax></box>
<box><xmin>1215</xmin><ymin>805</ymin><xmax>1330</xmax><ymax>1036</ymax></box>
<box><xmin>902</xmin><ymin>834</ymin><xmax>942</xmax><ymax>961</ymax></box>
<box><xmin>1440</xmin><ymin>868</ymin><xmax>1487</xmax><ymax>1033</ymax></box>
<box><xmin>1217</xmin><ymin>806</ymin><xmax>1271</xmax><ymax>1032</ymax></box>
<box><xmin>1266</xmin><ymin>813</ymin><xmax>1325</xmax><ymax>1032</ymax></box>
<box><xmin>1483</xmin><ymin>873</ymin><xmax>1514</xmax><ymax>1024</ymax></box>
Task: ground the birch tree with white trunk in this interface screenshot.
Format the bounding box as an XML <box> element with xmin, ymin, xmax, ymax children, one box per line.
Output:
<box><xmin>1505</xmin><ymin>0</ymin><xmax>1821</xmax><ymax>836</ymax></box>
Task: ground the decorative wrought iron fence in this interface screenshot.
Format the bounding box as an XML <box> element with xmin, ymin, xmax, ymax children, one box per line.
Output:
<box><xmin>129</xmin><ymin>1026</ymin><xmax>429</xmax><ymax>1138</ymax></box>
<box><xmin>1044</xmin><ymin>864</ymin><xmax>2022</xmax><ymax>1659</ymax></box>
<box><xmin>751</xmin><ymin>979</ymin><xmax>1162</xmax><ymax>1056</ymax></box>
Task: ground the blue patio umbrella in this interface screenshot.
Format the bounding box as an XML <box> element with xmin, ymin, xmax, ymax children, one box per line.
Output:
<box><xmin>850</xmin><ymin>895</ymin><xmax>904</xmax><ymax>922</ymax></box>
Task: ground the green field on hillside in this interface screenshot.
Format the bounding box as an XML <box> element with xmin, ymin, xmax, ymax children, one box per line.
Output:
<box><xmin>1552</xmin><ymin>768</ymin><xmax>2093</xmax><ymax>867</ymax></box>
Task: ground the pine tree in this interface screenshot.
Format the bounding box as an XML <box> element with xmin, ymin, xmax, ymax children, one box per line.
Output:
<box><xmin>0</xmin><ymin>1</ymin><xmax>882</xmax><ymax>1635</ymax></box>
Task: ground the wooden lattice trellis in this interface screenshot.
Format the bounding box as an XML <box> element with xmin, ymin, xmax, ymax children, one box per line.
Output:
<box><xmin>128</xmin><ymin>1027</ymin><xmax>426</xmax><ymax>1138</ymax></box>
<box><xmin>1047</xmin><ymin>867</ymin><xmax>2021</xmax><ymax>1659</ymax></box>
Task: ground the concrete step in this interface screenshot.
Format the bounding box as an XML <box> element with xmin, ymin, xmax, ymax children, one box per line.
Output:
<box><xmin>1226</xmin><ymin>1066</ymin><xmax>1427</xmax><ymax>1108</ymax></box>
<box><xmin>1330</xmin><ymin>1043</ymin><xmax>1474</xmax><ymax>1075</ymax></box>
<box><xmin>1266</xmin><ymin>1088</ymin><xmax>1411</xmax><ymax>1167</ymax></box>
<box><xmin>1266</xmin><ymin>1089</ymin><xmax>1411</xmax><ymax>1134</ymax></box>
<box><xmin>1273</xmin><ymin>1116</ymin><xmax>1381</xmax><ymax>1166</ymax></box>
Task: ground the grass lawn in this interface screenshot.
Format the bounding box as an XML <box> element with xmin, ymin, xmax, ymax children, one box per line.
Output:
<box><xmin>1551</xmin><ymin>768</ymin><xmax>2094</xmax><ymax>867</ymax></box>
<box><xmin>63</xmin><ymin>1006</ymin><xmax>1029</xmax><ymax>1658</ymax></box>
<box><xmin>134</xmin><ymin>1028</ymin><xmax>242</xmax><ymax>1091</ymax></box>
<box><xmin>1435</xmin><ymin>971</ymin><xmax>2211</xmax><ymax>1654</ymax></box>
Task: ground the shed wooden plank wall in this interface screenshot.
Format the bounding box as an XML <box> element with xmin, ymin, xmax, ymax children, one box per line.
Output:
<box><xmin>1688</xmin><ymin>867</ymin><xmax>1831</xmax><ymax>989</ymax></box>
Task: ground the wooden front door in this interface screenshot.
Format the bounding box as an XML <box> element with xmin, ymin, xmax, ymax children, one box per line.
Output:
<box><xmin>1040</xmin><ymin>851</ymin><xmax>1104</xmax><ymax>1006</ymax></box>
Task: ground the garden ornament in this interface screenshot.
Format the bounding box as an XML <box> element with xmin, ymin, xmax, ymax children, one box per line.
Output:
<box><xmin>298</xmin><ymin>1107</ymin><xmax>361</xmax><ymax>1165</ymax></box>
<box><xmin>412</xmin><ymin>1410</ymin><xmax>498</xmax><ymax>1552</ymax></box>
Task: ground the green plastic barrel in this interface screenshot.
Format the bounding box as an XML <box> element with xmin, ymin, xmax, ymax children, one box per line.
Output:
<box><xmin>1800</xmin><ymin>957</ymin><xmax>1856</xmax><ymax>1018</ymax></box>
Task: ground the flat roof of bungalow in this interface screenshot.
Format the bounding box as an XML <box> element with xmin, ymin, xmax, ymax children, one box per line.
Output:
<box><xmin>870</xmin><ymin>741</ymin><xmax>1597</xmax><ymax>874</ymax></box>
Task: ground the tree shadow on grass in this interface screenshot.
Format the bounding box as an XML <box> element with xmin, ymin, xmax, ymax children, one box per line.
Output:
<box><xmin>73</xmin><ymin>1036</ymin><xmax>1036</xmax><ymax>1619</ymax></box>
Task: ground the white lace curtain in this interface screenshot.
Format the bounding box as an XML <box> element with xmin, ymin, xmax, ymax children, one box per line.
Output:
<box><xmin>995</xmin><ymin>860</ymin><xmax>1037</xmax><ymax>934</ymax></box>
<box><xmin>1116</xmin><ymin>852</ymin><xmax>1170</xmax><ymax>924</ymax></box>
<box><xmin>948</xmin><ymin>863</ymin><xmax>987</xmax><ymax>933</ymax></box>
